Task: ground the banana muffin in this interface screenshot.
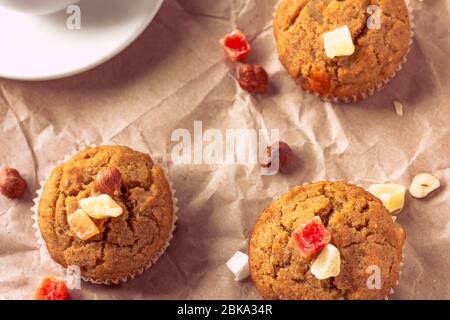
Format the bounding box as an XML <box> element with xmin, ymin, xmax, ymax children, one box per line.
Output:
<box><xmin>38</xmin><ymin>145</ymin><xmax>174</xmax><ymax>284</ymax></box>
<box><xmin>273</xmin><ymin>0</ymin><xmax>411</xmax><ymax>101</ymax></box>
<box><xmin>249</xmin><ymin>181</ymin><xmax>405</xmax><ymax>300</ymax></box>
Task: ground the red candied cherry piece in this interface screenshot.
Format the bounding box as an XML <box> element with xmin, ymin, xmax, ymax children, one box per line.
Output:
<box><xmin>292</xmin><ymin>216</ymin><xmax>331</xmax><ymax>257</ymax></box>
<box><xmin>34</xmin><ymin>277</ymin><xmax>69</xmax><ymax>300</ymax></box>
<box><xmin>220</xmin><ymin>30</ymin><xmax>251</xmax><ymax>62</ymax></box>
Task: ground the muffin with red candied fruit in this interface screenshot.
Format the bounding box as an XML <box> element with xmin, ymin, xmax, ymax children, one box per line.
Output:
<box><xmin>273</xmin><ymin>0</ymin><xmax>412</xmax><ymax>102</ymax></box>
<box><xmin>249</xmin><ymin>181</ymin><xmax>405</xmax><ymax>300</ymax></box>
<box><xmin>37</xmin><ymin>145</ymin><xmax>175</xmax><ymax>284</ymax></box>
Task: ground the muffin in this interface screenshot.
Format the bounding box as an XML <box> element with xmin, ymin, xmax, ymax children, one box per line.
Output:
<box><xmin>37</xmin><ymin>145</ymin><xmax>175</xmax><ymax>284</ymax></box>
<box><xmin>273</xmin><ymin>0</ymin><xmax>412</xmax><ymax>101</ymax></box>
<box><xmin>249</xmin><ymin>181</ymin><xmax>405</xmax><ymax>300</ymax></box>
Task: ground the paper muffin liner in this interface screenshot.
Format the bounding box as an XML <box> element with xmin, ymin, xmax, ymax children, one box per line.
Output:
<box><xmin>31</xmin><ymin>144</ymin><xmax>179</xmax><ymax>286</ymax></box>
<box><xmin>298</xmin><ymin>179</ymin><xmax>405</xmax><ymax>300</ymax></box>
<box><xmin>273</xmin><ymin>0</ymin><xmax>415</xmax><ymax>103</ymax></box>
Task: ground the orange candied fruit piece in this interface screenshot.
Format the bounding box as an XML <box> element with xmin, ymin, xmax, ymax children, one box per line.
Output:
<box><xmin>67</xmin><ymin>209</ymin><xmax>100</xmax><ymax>241</ymax></box>
<box><xmin>220</xmin><ymin>30</ymin><xmax>251</xmax><ymax>62</ymax></box>
<box><xmin>307</xmin><ymin>70</ymin><xmax>331</xmax><ymax>96</ymax></box>
<box><xmin>34</xmin><ymin>277</ymin><xmax>69</xmax><ymax>300</ymax></box>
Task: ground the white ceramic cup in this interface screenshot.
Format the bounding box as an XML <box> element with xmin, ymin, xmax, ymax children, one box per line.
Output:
<box><xmin>0</xmin><ymin>0</ymin><xmax>80</xmax><ymax>15</ymax></box>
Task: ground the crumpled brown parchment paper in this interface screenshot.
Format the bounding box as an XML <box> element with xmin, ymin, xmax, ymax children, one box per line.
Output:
<box><xmin>0</xmin><ymin>0</ymin><xmax>449</xmax><ymax>300</ymax></box>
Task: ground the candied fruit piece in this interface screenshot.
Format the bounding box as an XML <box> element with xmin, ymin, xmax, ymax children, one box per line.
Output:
<box><xmin>292</xmin><ymin>216</ymin><xmax>331</xmax><ymax>257</ymax></box>
<box><xmin>226</xmin><ymin>251</ymin><xmax>250</xmax><ymax>281</ymax></box>
<box><xmin>310</xmin><ymin>244</ymin><xmax>341</xmax><ymax>280</ymax></box>
<box><xmin>220</xmin><ymin>30</ymin><xmax>251</xmax><ymax>62</ymax></box>
<box><xmin>323</xmin><ymin>25</ymin><xmax>355</xmax><ymax>59</ymax></box>
<box><xmin>79</xmin><ymin>194</ymin><xmax>123</xmax><ymax>219</ymax></box>
<box><xmin>368</xmin><ymin>184</ymin><xmax>406</xmax><ymax>214</ymax></box>
<box><xmin>307</xmin><ymin>70</ymin><xmax>331</xmax><ymax>96</ymax></box>
<box><xmin>34</xmin><ymin>277</ymin><xmax>69</xmax><ymax>300</ymax></box>
<box><xmin>67</xmin><ymin>209</ymin><xmax>100</xmax><ymax>240</ymax></box>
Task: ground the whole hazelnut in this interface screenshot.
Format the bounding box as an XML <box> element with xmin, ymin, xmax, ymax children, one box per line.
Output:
<box><xmin>94</xmin><ymin>167</ymin><xmax>121</xmax><ymax>196</ymax></box>
<box><xmin>0</xmin><ymin>168</ymin><xmax>27</xmax><ymax>199</ymax></box>
<box><xmin>260</xmin><ymin>141</ymin><xmax>293</xmax><ymax>172</ymax></box>
<box><xmin>238</xmin><ymin>64</ymin><xmax>269</xmax><ymax>94</ymax></box>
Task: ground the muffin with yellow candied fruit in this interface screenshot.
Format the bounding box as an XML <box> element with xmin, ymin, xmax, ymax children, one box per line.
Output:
<box><xmin>37</xmin><ymin>145</ymin><xmax>175</xmax><ymax>284</ymax></box>
<box><xmin>249</xmin><ymin>181</ymin><xmax>405</xmax><ymax>300</ymax></box>
<box><xmin>273</xmin><ymin>0</ymin><xmax>412</xmax><ymax>102</ymax></box>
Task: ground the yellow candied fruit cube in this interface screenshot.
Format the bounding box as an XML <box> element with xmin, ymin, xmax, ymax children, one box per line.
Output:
<box><xmin>67</xmin><ymin>209</ymin><xmax>100</xmax><ymax>240</ymax></box>
<box><xmin>323</xmin><ymin>25</ymin><xmax>355</xmax><ymax>59</ymax></box>
<box><xmin>310</xmin><ymin>244</ymin><xmax>341</xmax><ymax>280</ymax></box>
<box><xmin>368</xmin><ymin>184</ymin><xmax>406</xmax><ymax>215</ymax></box>
<box><xmin>79</xmin><ymin>194</ymin><xmax>123</xmax><ymax>220</ymax></box>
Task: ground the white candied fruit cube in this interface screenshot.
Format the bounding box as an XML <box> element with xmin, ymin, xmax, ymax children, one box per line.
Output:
<box><xmin>311</xmin><ymin>244</ymin><xmax>341</xmax><ymax>280</ymax></box>
<box><xmin>323</xmin><ymin>25</ymin><xmax>355</xmax><ymax>59</ymax></box>
<box><xmin>409</xmin><ymin>173</ymin><xmax>440</xmax><ymax>199</ymax></box>
<box><xmin>226</xmin><ymin>251</ymin><xmax>250</xmax><ymax>281</ymax></box>
<box><xmin>368</xmin><ymin>184</ymin><xmax>406</xmax><ymax>214</ymax></box>
<box><xmin>79</xmin><ymin>194</ymin><xmax>123</xmax><ymax>220</ymax></box>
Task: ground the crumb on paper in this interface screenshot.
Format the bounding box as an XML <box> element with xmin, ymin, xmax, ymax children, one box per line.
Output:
<box><xmin>393</xmin><ymin>101</ymin><xmax>404</xmax><ymax>116</ymax></box>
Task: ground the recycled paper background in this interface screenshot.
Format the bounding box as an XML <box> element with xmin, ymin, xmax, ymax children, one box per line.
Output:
<box><xmin>0</xmin><ymin>0</ymin><xmax>449</xmax><ymax>299</ymax></box>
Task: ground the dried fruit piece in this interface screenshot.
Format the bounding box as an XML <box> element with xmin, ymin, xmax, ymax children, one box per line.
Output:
<box><xmin>409</xmin><ymin>173</ymin><xmax>440</xmax><ymax>199</ymax></box>
<box><xmin>238</xmin><ymin>64</ymin><xmax>269</xmax><ymax>94</ymax></box>
<box><xmin>260</xmin><ymin>141</ymin><xmax>293</xmax><ymax>171</ymax></box>
<box><xmin>79</xmin><ymin>194</ymin><xmax>123</xmax><ymax>220</ymax></box>
<box><xmin>226</xmin><ymin>251</ymin><xmax>250</xmax><ymax>281</ymax></box>
<box><xmin>307</xmin><ymin>69</ymin><xmax>331</xmax><ymax>96</ymax></box>
<box><xmin>292</xmin><ymin>216</ymin><xmax>331</xmax><ymax>257</ymax></box>
<box><xmin>0</xmin><ymin>168</ymin><xmax>27</xmax><ymax>199</ymax></box>
<box><xmin>220</xmin><ymin>30</ymin><xmax>251</xmax><ymax>62</ymax></box>
<box><xmin>95</xmin><ymin>167</ymin><xmax>121</xmax><ymax>196</ymax></box>
<box><xmin>323</xmin><ymin>25</ymin><xmax>355</xmax><ymax>59</ymax></box>
<box><xmin>368</xmin><ymin>184</ymin><xmax>406</xmax><ymax>214</ymax></box>
<box><xmin>34</xmin><ymin>277</ymin><xmax>69</xmax><ymax>300</ymax></box>
<box><xmin>67</xmin><ymin>209</ymin><xmax>100</xmax><ymax>240</ymax></box>
<box><xmin>310</xmin><ymin>244</ymin><xmax>341</xmax><ymax>280</ymax></box>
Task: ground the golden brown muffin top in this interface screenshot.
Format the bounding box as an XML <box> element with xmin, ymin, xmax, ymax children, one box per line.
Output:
<box><xmin>249</xmin><ymin>181</ymin><xmax>405</xmax><ymax>300</ymax></box>
<box><xmin>274</xmin><ymin>0</ymin><xmax>411</xmax><ymax>100</ymax></box>
<box><xmin>38</xmin><ymin>145</ymin><xmax>174</xmax><ymax>282</ymax></box>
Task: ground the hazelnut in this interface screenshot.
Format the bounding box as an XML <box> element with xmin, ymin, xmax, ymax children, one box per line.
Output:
<box><xmin>0</xmin><ymin>168</ymin><xmax>27</xmax><ymax>199</ymax></box>
<box><xmin>94</xmin><ymin>167</ymin><xmax>121</xmax><ymax>196</ymax></box>
<box><xmin>409</xmin><ymin>173</ymin><xmax>440</xmax><ymax>199</ymax></box>
<box><xmin>238</xmin><ymin>64</ymin><xmax>269</xmax><ymax>94</ymax></box>
<box><xmin>260</xmin><ymin>141</ymin><xmax>293</xmax><ymax>171</ymax></box>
